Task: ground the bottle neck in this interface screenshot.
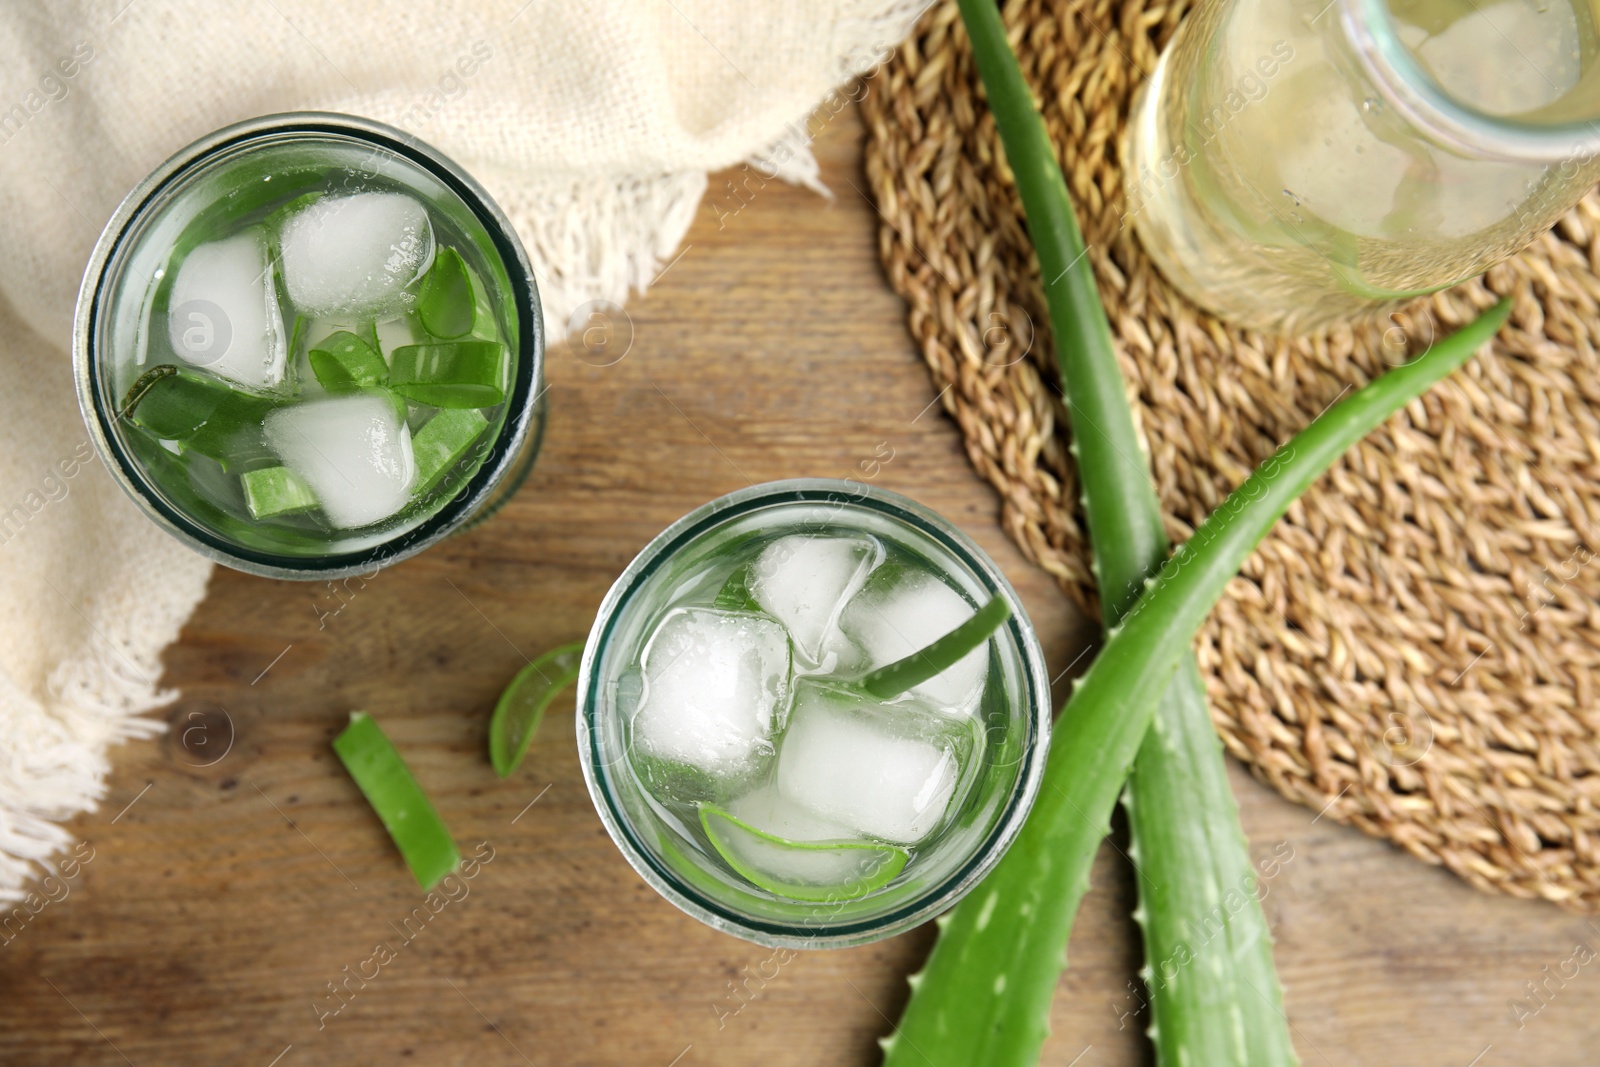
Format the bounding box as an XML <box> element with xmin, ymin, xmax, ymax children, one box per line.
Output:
<box><xmin>1339</xmin><ymin>0</ymin><xmax>1600</xmax><ymax>163</ymax></box>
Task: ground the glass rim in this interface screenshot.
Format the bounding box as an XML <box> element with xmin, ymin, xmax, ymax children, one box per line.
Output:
<box><xmin>72</xmin><ymin>111</ymin><xmax>545</xmax><ymax>581</ymax></box>
<box><xmin>1342</xmin><ymin>0</ymin><xmax>1600</xmax><ymax>163</ymax></box>
<box><xmin>575</xmin><ymin>478</ymin><xmax>1053</xmax><ymax>949</ymax></box>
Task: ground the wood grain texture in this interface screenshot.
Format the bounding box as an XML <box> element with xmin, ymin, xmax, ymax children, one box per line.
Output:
<box><xmin>1</xmin><ymin>107</ymin><xmax>1597</xmax><ymax>1067</ymax></box>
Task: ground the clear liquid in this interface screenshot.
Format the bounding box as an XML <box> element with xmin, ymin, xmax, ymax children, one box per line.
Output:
<box><xmin>1125</xmin><ymin>0</ymin><xmax>1600</xmax><ymax>332</ymax></box>
<box><xmin>615</xmin><ymin>525</ymin><xmax>1003</xmax><ymax>902</ymax></box>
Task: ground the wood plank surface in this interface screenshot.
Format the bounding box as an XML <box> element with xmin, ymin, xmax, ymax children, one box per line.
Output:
<box><xmin>2</xmin><ymin>105</ymin><xmax>1597</xmax><ymax>1067</ymax></box>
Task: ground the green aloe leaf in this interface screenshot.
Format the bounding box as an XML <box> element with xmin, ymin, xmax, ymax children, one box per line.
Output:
<box><xmin>883</xmin><ymin>284</ymin><xmax>1510</xmax><ymax>1064</ymax></box>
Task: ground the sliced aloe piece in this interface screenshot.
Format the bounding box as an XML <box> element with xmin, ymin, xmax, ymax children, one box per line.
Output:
<box><xmin>418</xmin><ymin>247</ymin><xmax>474</xmax><ymax>339</ymax></box>
<box><xmin>489</xmin><ymin>641</ymin><xmax>585</xmax><ymax>778</ymax></box>
<box><xmin>240</xmin><ymin>465</ymin><xmax>318</xmax><ymax>519</ymax></box>
<box><xmin>120</xmin><ymin>364</ymin><xmax>276</xmax><ymax>461</ymax></box>
<box><xmin>333</xmin><ymin>711</ymin><xmax>459</xmax><ymax>890</ymax></box>
<box><xmin>412</xmin><ymin>407</ymin><xmax>489</xmax><ymax>495</ymax></box>
<box><xmin>390</xmin><ymin>341</ymin><xmax>509</xmax><ymax>408</ymax></box>
<box><xmin>699</xmin><ymin>804</ymin><xmax>909</xmax><ymax>902</ymax></box>
<box><xmin>309</xmin><ymin>330</ymin><xmax>388</xmax><ymax>391</ymax></box>
<box><xmin>302</xmin><ymin>318</ymin><xmax>380</xmax><ymax>361</ymax></box>
<box><xmin>463</xmin><ymin>261</ymin><xmax>499</xmax><ymax>342</ymax></box>
<box><xmin>444</xmin><ymin>252</ymin><xmax>499</xmax><ymax>340</ymax></box>
<box><xmin>858</xmin><ymin>593</ymin><xmax>1011</xmax><ymax>700</ymax></box>
<box><xmin>712</xmin><ymin>562</ymin><xmax>761</xmax><ymax>612</ymax></box>
<box><xmin>285</xmin><ymin>314</ymin><xmax>307</xmax><ymax>369</ymax></box>
<box><xmin>121</xmin><ymin>364</ymin><xmax>190</xmax><ymax>430</ymax></box>
<box><xmin>121</xmin><ymin>364</ymin><xmax>228</xmax><ymax>435</ymax></box>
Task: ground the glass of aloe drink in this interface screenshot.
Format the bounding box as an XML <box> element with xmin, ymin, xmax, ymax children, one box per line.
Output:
<box><xmin>578</xmin><ymin>480</ymin><xmax>1051</xmax><ymax>948</ymax></box>
<box><xmin>74</xmin><ymin>113</ymin><xmax>544</xmax><ymax>578</ymax></box>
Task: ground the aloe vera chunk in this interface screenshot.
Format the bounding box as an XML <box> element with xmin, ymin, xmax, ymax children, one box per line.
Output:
<box><xmin>463</xmin><ymin>262</ymin><xmax>498</xmax><ymax>341</ymax></box>
<box><xmin>700</xmin><ymin>804</ymin><xmax>908</xmax><ymax>902</ymax></box>
<box><xmin>859</xmin><ymin>594</ymin><xmax>1009</xmax><ymax>700</ymax></box>
<box><xmin>416</xmin><ymin>246</ymin><xmax>497</xmax><ymax>343</ymax></box>
<box><xmin>488</xmin><ymin>641</ymin><xmax>586</xmax><ymax>778</ymax></box>
<box><xmin>712</xmin><ymin>562</ymin><xmax>761</xmax><ymax>612</ymax></box>
<box><xmin>390</xmin><ymin>341</ymin><xmax>509</xmax><ymax>408</ymax></box>
<box><xmin>308</xmin><ymin>330</ymin><xmax>388</xmax><ymax>391</ymax></box>
<box><xmin>120</xmin><ymin>363</ymin><xmax>275</xmax><ymax>462</ymax></box>
<box><xmin>240</xmin><ymin>466</ymin><xmax>318</xmax><ymax>519</ymax></box>
<box><xmin>333</xmin><ymin>711</ymin><xmax>460</xmax><ymax>890</ymax></box>
<box><xmin>418</xmin><ymin>246</ymin><xmax>475</xmax><ymax>339</ymax></box>
<box><xmin>412</xmin><ymin>407</ymin><xmax>489</xmax><ymax>495</ymax></box>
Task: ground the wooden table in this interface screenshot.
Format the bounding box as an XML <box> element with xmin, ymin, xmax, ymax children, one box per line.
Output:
<box><xmin>3</xmin><ymin>107</ymin><xmax>1598</xmax><ymax>1067</ymax></box>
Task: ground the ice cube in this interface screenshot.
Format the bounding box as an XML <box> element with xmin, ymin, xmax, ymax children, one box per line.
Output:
<box><xmin>775</xmin><ymin>681</ymin><xmax>977</xmax><ymax>845</ymax></box>
<box><xmin>839</xmin><ymin>569</ymin><xmax>989</xmax><ymax>715</ymax></box>
<box><xmin>263</xmin><ymin>393</ymin><xmax>415</xmax><ymax>528</ymax></box>
<box><xmin>631</xmin><ymin>608</ymin><xmax>792</xmax><ymax>782</ymax></box>
<box><xmin>166</xmin><ymin>231</ymin><xmax>287</xmax><ymax>390</ymax></box>
<box><xmin>279</xmin><ymin>192</ymin><xmax>434</xmax><ymax>317</ymax></box>
<box><xmin>750</xmin><ymin>534</ymin><xmax>881</xmax><ymax>666</ymax></box>
<box><xmin>726</xmin><ymin>783</ymin><xmax>859</xmax><ymax>843</ymax></box>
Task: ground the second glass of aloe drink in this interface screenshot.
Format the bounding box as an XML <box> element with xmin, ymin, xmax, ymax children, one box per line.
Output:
<box><xmin>579</xmin><ymin>480</ymin><xmax>1051</xmax><ymax>948</ymax></box>
<box><xmin>74</xmin><ymin>113</ymin><xmax>544</xmax><ymax>578</ymax></box>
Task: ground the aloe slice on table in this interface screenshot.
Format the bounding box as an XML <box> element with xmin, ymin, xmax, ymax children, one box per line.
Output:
<box><xmin>308</xmin><ymin>330</ymin><xmax>388</xmax><ymax>391</ymax></box>
<box><xmin>390</xmin><ymin>341</ymin><xmax>509</xmax><ymax>408</ymax></box>
<box><xmin>700</xmin><ymin>804</ymin><xmax>909</xmax><ymax>902</ymax></box>
<box><xmin>412</xmin><ymin>407</ymin><xmax>489</xmax><ymax>496</ymax></box>
<box><xmin>239</xmin><ymin>466</ymin><xmax>317</xmax><ymax>519</ymax></box>
<box><xmin>489</xmin><ymin>641</ymin><xmax>586</xmax><ymax>778</ymax></box>
<box><xmin>882</xmin><ymin>294</ymin><xmax>1509</xmax><ymax>1066</ymax></box>
<box><xmin>333</xmin><ymin>711</ymin><xmax>460</xmax><ymax>890</ymax></box>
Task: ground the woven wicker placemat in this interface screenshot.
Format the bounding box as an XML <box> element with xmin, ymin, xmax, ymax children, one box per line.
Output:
<box><xmin>862</xmin><ymin>0</ymin><xmax>1600</xmax><ymax>910</ymax></box>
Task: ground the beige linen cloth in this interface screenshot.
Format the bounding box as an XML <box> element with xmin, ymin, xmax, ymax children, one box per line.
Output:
<box><xmin>0</xmin><ymin>0</ymin><xmax>921</xmax><ymax>900</ymax></box>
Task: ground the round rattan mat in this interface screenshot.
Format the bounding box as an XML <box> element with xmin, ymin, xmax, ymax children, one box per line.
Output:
<box><xmin>861</xmin><ymin>0</ymin><xmax>1600</xmax><ymax>909</ymax></box>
